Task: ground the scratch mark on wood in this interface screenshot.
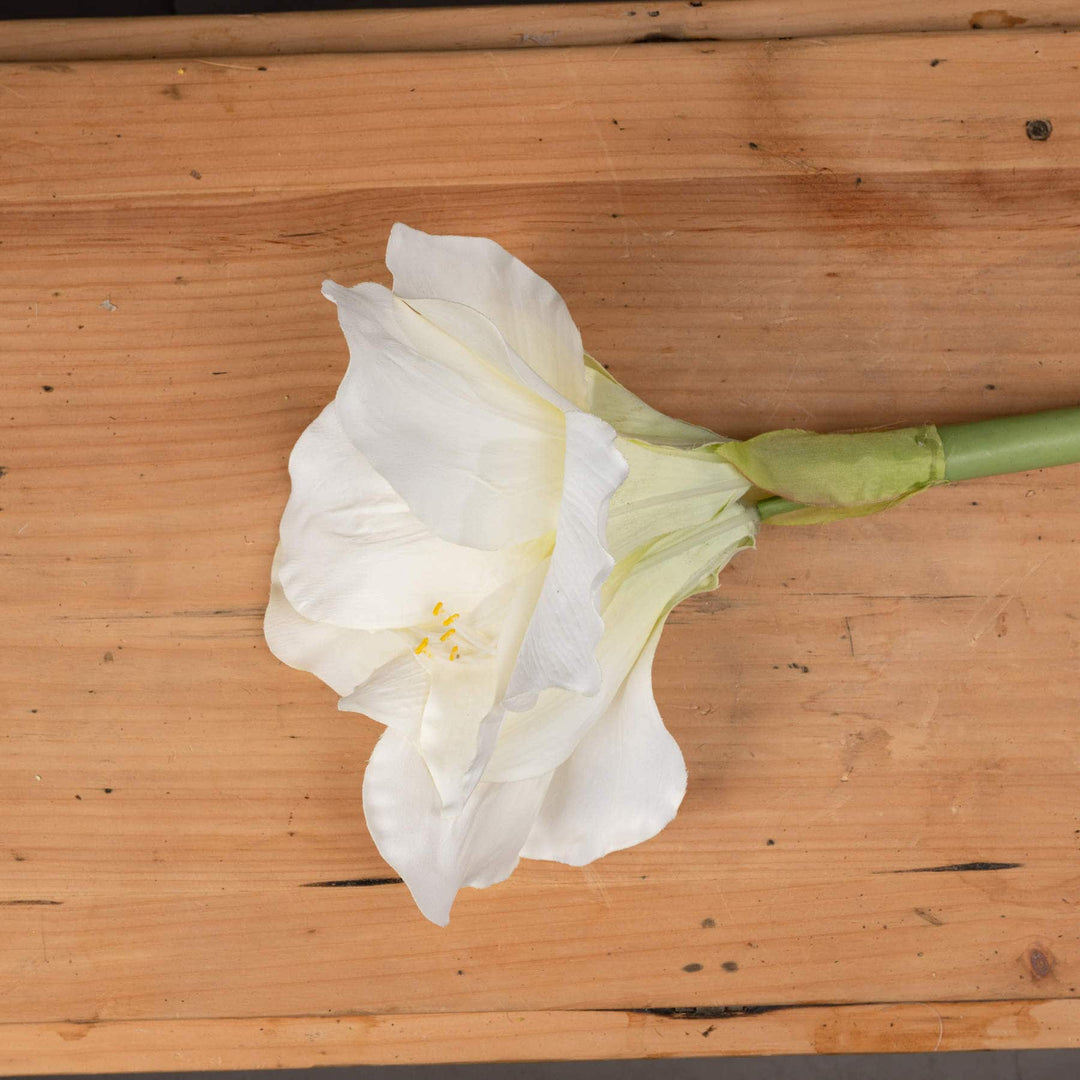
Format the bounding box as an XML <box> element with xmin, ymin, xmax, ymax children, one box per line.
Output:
<box><xmin>967</xmin><ymin>558</ymin><xmax>1047</xmax><ymax>645</ymax></box>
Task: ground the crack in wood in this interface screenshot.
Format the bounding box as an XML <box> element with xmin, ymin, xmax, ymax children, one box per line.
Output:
<box><xmin>620</xmin><ymin>1005</ymin><xmax>791</xmax><ymax>1020</ymax></box>
<box><xmin>301</xmin><ymin>877</ymin><xmax>403</xmax><ymax>888</ymax></box>
<box><xmin>879</xmin><ymin>861</ymin><xmax>1022</xmax><ymax>874</ymax></box>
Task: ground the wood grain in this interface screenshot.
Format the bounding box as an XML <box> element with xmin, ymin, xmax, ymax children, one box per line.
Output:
<box><xmin>2</xmin><ymin>1000</ymin><xmax>1080</xmax><ymax>1074</ymax></box>
<box><xmin>2</xmin><ymin>1</ymin><xmax>1078</xmax><ymax>63</ymax></box>
<box><xmin>3</xmin><ymin>32</ymin><xmax>1080</xmax><ymax>204</ymax></box>
<box><xmin>2</xmin><ymin>22</ymin><xmax>1080</xmax><ymax>1069</ymax></box>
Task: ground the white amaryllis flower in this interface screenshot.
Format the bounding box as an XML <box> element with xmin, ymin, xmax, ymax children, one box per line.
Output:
<box><xmin>266</xmin><ymin>224</ymin><xmax>756</xmax><ymax>924</ymax></box>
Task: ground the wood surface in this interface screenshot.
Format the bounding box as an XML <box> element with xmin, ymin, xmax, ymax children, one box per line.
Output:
<box><xmin>2</xmin><ymin>0</ymin><xmax>1079</xmax><ymax>62</ymax></box>
<box><xmin>2</xmin><ymin>1000</ymin><xmax>1080</xmax><ymax>1073</ymax></box>
<box><xmin>3</xmin><ymin>17</ymin><xmax>1080</xmax><ymax>1072</ymax></box>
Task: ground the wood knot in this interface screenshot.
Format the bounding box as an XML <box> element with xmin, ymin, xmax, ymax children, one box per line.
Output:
<box><xmin>1026</xmin><ymin>119</ymin><xmax>1052</xmax><ymax>141</ymax></box>
<box><xmin>1025</xmin><ymin>945</ymin><xmax>1055</xmax><ymax>980</ymax></box>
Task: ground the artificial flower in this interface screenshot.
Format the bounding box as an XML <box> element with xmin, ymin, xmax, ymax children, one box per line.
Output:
<box><xmin>266</xmin><ymin>224</ymin><xmax>756</xmax><ymax>924</ymax></box>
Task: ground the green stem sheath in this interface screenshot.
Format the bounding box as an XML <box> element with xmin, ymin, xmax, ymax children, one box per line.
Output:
<box><xmin>755</xmin><ymin>406</ymin><xmax>1080</xmax><ymax>523</ymax></box>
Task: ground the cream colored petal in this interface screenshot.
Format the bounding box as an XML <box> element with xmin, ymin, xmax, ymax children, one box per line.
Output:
<box><xmin>362</xmin><ymin>728</ymin><xmax>551</xmax><ymax>926</ymax></box>
<box><xmin>387</xmin><ymin>223</ymin><xmax>588</xmax><ymax>408</ymax></box>
<box><xmin>415</xmin><ymin>653</ymin><xmax>500</xmax><ymax>809</ymax></box>
<box><xmin>264</xmin><ymin>550</ymin><xmax>406</xmax><ymax>697</ymax></box>
<box><xmin>391</xmin><ymin>298</ymin><xmax>629</xmax><ymax>705</ymax></box>
<box><xmin>520</xmin><ymin>620</ymin><xmax>685</xmax><ymax>865</ymax></box>
<box><xmin>486</xmin><ymin>504</ymin><xmax>758</xmax><ymax>783</ymax></box>
<box><xmin>417</xmin><ymin>559</ymin><xmax>549</xmax><ymax>812</ymax></box>
<box><xmin>325</xmin><ymin>280</ymin><xmax>564</xmax><ymax>550</ymax></box>
<box><xmin>277</xmin><ymin>402</ymin><xmax>549</xmax><ymax>631</ymax></box>
<box><xmin>338</xmin><ymin>653</ymin><xmax>429</xmax><ymax>742</ymax></box>
<box><xmin>504</xmin><ymin>411</ymin><xmax>628</xmax><ymax>706</ymax></box>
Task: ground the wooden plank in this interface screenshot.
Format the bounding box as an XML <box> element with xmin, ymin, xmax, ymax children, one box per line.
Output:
<box><xmin>2</xmin><ymin>32</ymin><xmax>1079</xmax><ymax>204</ymax></box>
<box><xmin>2</xmin><ymin>1000</ymin><xmax>1080</xmax><ymax>1074</ymax></box>
<box><xmin>1</xmin><ymin>1</ymin><xmax>1078</xmax><ymax>63</ymax></box>
<box><xmin>3</xmin><ymin>25</ymin><xmax>1080</xmax><ymax>1068</ymax></box>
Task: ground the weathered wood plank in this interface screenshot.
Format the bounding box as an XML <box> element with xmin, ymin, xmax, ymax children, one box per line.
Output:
<box><xmin>1</xmin><ymin>33</ymin><xmax>1077</xmax><ymax>203</ymax></box>
<box><xmin>2</xmin><ymin>23</ymin><xmax>1079</xmax><ymax>1068</ymax></box>
<box><xmin>2</xmin><ymin>1000</ymin><xmax>1080</xmax><ymax>1074</ymax></box>
<box><xmin>1</xmin><ymin>1</ymin><xmax>1077</xmax><ymax>63</ymax></box>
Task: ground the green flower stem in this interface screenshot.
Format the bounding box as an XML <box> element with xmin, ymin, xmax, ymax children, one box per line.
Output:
<box><xmin>755</xmin><ymin>406</ymin><xmax>1080</xmax><ymax>523</ymax></box>
<box><xmin>938</xmin><ymin>406</ymin><xmax>1080</xmax><ymax>482</ymax></box>
<box><xmin>756</xmin><ymin>495</ymin><xmax>812</xmax><ymax>522</ymax></box>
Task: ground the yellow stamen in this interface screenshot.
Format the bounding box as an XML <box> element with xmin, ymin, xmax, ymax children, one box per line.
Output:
<box><xmin>439</xmin><ymin>628</ymin><xmax>456</xmax><ymax>642</ymax></box>
<box><xmin>432</xmin><ymin>601</ymin><xmax>444</xmax><ymax>616</ymax></box>
<box><xmin>449</xmin><ymin>646</ymin><xmax>460</xmax><ymax>661</ymax></box>
<box><xmin>442</xmin><ymin>613</ymin><xmax>460</xmax><ymax>626</ymax></box>
<box><xmin>414</xmin><ymin>637</ymin><xmax>429</xmax><ymax>655</ymax></box>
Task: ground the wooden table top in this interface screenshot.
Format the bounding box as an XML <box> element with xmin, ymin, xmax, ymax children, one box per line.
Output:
<box><xmin>3</xmin><ymin>4</ymin><xmax>1080</xmax><ymax>1071</ymax></box>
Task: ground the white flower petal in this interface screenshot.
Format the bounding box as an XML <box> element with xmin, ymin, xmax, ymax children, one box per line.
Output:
<box><xmin>585</xmin><ymin>359</ymin><xmax>722</xmax><ymax>447</ymax></box>
<box><xmin>362</xmin><ymin>727</ymin><xmax>551</xmax><ymax>926</ymax></box>
<box><xmin>325</xmin><ymin>280</ymin><xmax>564</xmax><ymax>550</ymax></box>
<box><xmin>606</xmin><ymin>437</ymin><xmax>751</xmax><ymax>561</ymax></box>
<box><xmin>264</xmin><ymin>552</ymin><xmax>406</xmax><ymax>696</ymax></box>
<box><xmin>338</xmin><ymin>653</ymin><xmax>428</xmax><ymax>741</ymax></box>
<box><xmin>487</xmin><ymin>504</ymin><xmax>758</xmax><ymax>782</ymax></box>
<box><xmin>416</xmin><ymin>653</ymin><xmax>500</xmax><ymax>808</ymax></box>
<box><xmin>403</xmin><ymin>296</ymin><xmax>580</xmax><ymax>416</ymax></box>
<box><xmin>386</xmin><ymin>299</ymin><xmax>630</xmax><ymax>707</ymax></box>
<box><xmin>520</xmin><ymin>621</ymin><xmax>685</xmax><ymax>865</ymax></box>
<box><xmin>504</xmin><ymin>410</ymin><xmax>628</xmax><ymax>706</ymax></box>
<box><xmin>387</xmin><ymin>223</ymin><xmax>588</xmax><ymax>409</ymax></box>
<box><xmin>416</xmin><ymin>559</ymin><xmax>549</xmax><ymax>811</ymax></box>
<box><xmin>400</xmin><ymin>296</ymin><xmax>535</xmax><ymax>396</ymax></box>
<box><xmin>277</xmin><ymin>402</ymin><xmax>549</xmax><ymax>631</ymax></box>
